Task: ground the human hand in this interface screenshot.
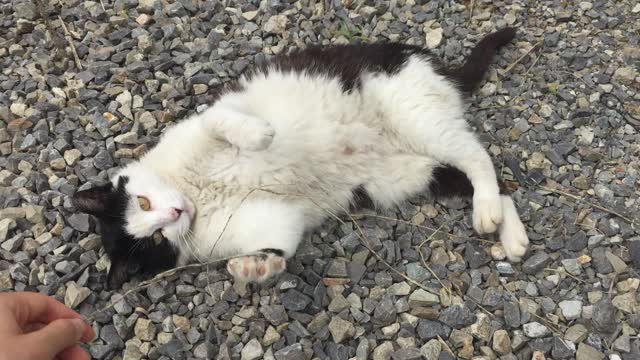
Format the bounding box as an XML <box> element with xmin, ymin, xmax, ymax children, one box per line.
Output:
<box><xmin>0</xmin><ymin>291</ymin><xmax>96</xmax><ymax>360</ymax></box>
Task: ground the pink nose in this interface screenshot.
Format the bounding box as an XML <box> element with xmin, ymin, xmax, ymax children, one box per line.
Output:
<box><xmin>170</xmin><ymin>208</ymin><xmax>183</xmax><ymax>220</ymax></box>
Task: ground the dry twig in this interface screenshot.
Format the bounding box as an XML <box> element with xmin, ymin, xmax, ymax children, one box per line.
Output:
<box><xmin>417</xmin><ymin>219</ymin><xmax>456</xmax><ymax>297</ymax></box>
<box><xmin>83</xmin><ymin>253</ymin><xmax>263</xmax><ymax>323</ymax></box>
<box><xmin>468</xmin><ymin>0</ymin><xmax>475</xmax><ymax>20</ymax></box>
<box><xmin>352</xmin><ymin>213</ymin><xmax>496</xmax><ymax>244</ymax></box>
<box><xmin>57</xmin><ymin>16</ymin><xmax>83</xmax><ymax>70</ymax></box>
<box><xmin>503</xmin><ymin>40</ymin><xmax>543</xmax><ymax>74</ymax></box>
<box><xmin>543</xmin><ymin>267</ymin><xmax>586</xmax><ymax>284</ymax></box>
<box><xmin>540</xmin><ymin>185</ymin><xmax>636</xmax><ymax>225</ymax></box>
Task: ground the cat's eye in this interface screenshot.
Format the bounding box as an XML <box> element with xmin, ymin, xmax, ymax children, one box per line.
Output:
<box><xmin>138</xmin><ymin>196</ymin><xmax>151</xmax><ymax>211</ymax></box>
<box><xmin>152</xmin><ymin>230</ymin><xmax>164</xmax><ymax>245</ymax></box>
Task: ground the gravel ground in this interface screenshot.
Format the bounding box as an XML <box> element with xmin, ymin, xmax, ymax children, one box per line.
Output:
<box><xmin>1</xmin><ymin>0</ymin><xmax>640</xmax><ymax>359</ymax></box>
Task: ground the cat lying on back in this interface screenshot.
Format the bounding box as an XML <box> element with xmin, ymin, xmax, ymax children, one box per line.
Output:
<box><xmin>73</xmin><ymin>27</ymin><xmax>529</xmax><ymax>289</ymax></box>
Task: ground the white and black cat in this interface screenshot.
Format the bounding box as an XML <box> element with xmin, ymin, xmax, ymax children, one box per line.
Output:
<box><xmin>73</xmin><ymin>27</ymin><xmax>529</xmax><ymax>289</ymax></box>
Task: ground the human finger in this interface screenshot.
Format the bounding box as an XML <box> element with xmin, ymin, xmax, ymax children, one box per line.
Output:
<box><xmin>0</xmin><ymin>292</ymin><xmax>95</xmax><ymax>342</ymax></box>
<box><xmin>23</xmin><ymin>321</ymin><xmax>47</xmax><ymax>333</ymax></box>
<box><xmin>57</xmin><ymin>344</ymin><xmax>91</xmax><ymax>360</ymax></box>
<box><xmin>17</xmin><ymin>318</ymin><xmax>86</xmax><ymax>359</ymax></box>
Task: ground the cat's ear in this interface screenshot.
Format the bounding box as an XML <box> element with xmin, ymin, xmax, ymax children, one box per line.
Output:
<box><xmin>72</xmin><ymin>184</ymin><xmax>113</xmax><ymax>216</ymax></box>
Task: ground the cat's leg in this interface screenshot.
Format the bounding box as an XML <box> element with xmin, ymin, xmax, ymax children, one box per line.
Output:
<box><xmin>369</xmin><ymin>57</ymin><xmax>503</xmax><ymax>233</ymax></box>
<box><xmin>197</xmin><ymin>103</ymin><xmax>275</xmax><ymax>151</ymax></box>
<box><xmin>360</xmin><ymin>154</ymin><xmax>439</xmax><ymax>209</ymax></box>
<box><xmin>429</xmin><ymin>165</ymin><xmax>529</xmax><ymax>261</ymax></box>
<box><xmin>414</xmin><ymin>127</ymin><xmax>503</xmax><ymax>234</ymax></box>
<box><xmin>220</xmin><ymin>199</ymin><xmax>305</xmax><ymax>283</ymax></box>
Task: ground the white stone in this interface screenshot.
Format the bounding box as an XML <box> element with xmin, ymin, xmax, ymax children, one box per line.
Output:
<box><xmin>420</xmin><ymin>339</ymin><xmax>441</xmax><ymax>360</ymax></box>
<box><xmin>523</xmin><ymin>322</ymin><xmax>551</xmax><ymax>338</ymax></box>
<box><xmin>387</xmin><ymin>282</ymin><xmax>411</xmax><ymax>296</ymax></box>
<box><xmin>63</xmin><ymin>149</ymin><xmax>82</xmax><ymax>166</ymax></box>
<box><xmin>425</xmin><ymin>28</ymin><xmax>443</xmax><ymax>49</ymax></box>
<box><xmin>263</xmin><ymin>15</ymin><xmax>288</xmax><ymax>34</ymax></box>
<box><xmin>0</xmin><ymin>218</ymin><xmax>16</xmax><ymax>242</ymax></box>
<box><xmin>408</xmin><ymin>289</ymin><xmax>440</xmax><ymax>307</ymax></box>
<box><xmin>10</xmin><ymin>103</ymin><xmax>27</xmax><ymax>116</ymax></box>
<box><xmin>134</xmin><ymin>318</ymin><xmax>156</xmax><ymax>341</ymax></box>
<box><xmin>114</xmin><ymin>132</ymin><xmax>138</xmax><ymax>144</ymax></box>
<box><xmin>242</xmin><ymin>10</ymin><xmax>258</xmax><ymax>21</ymax></box>
<box><xmin>328</xmin><ymin>316</ymin><xmax>355</xmax><ymax>343</ymax></box>
<box><xmin>480</xmin><ymin>82</ymin><xmax>497</xmax><ymax>96</ymax></box>
<box><xmin>579</xmin><ymin>2</ymin><xmax>593</xmax><ymax>10</ymax></box>
<box><xmin>559</xmin><ymin>300</ymin><xmax>583</xmax><ymax>320</ymax></box>
<box><xmin>64</xmin><ymin>281</ymin><xmax>91</xmax><ymax>309</ymax></box>
<box><xmin>241</xmin><ymin>338</ymin><xmax>263</xmax><ymax>360</ymax></box>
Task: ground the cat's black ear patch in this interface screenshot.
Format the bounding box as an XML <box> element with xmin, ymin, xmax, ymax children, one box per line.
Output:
<box><xmin>72</xmin><ymin>183</ymin><xmax>114</xmax><ymax>216</ymax></box>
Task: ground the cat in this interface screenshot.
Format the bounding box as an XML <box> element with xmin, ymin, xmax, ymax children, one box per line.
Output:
<box><xmin>72</xmin><ymin>27</ymin><xmax>529</xmax><ymax>290</ymax></box>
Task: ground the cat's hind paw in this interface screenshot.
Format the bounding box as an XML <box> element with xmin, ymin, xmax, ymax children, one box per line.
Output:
<box><xmin>498</xmin><ymin>195</ymin><xmax>529</xmax><ymax>262</ymax></box>
<box><xmin>227</xmin><ymin>253</ymin><xmax>286</xmax><ymax>283</ymax></box>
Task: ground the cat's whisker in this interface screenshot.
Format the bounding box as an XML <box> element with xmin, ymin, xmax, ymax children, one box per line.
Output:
<box><xmin>179</xmin><ymin>230</ymin><xmax>204</xmax><ymax>264</ymax></box>
<box><xmin>127</xmin><ymin>238</ymin><xmax>144</xmax><ymax>258</ymax></box>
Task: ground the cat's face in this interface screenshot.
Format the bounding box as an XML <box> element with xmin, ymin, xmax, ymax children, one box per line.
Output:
<box><xmin>72</xmin><ymin>164</ymin><xmax>195</xmax><ymax>289</ymax></box>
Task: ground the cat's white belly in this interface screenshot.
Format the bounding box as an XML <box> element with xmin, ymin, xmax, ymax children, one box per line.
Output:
<box><xmin>156</xmin><ymin>67</ymin><xmax>446</xmax><ymax>261</ymax></box>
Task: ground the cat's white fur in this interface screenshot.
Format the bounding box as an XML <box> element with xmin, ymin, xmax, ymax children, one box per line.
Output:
<box><xmin>113</xmin><ymin>54</ymin><xmax>529</xmax><ymax>281</ymax></box>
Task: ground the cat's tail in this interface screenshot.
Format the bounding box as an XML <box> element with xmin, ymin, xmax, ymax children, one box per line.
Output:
<box><xmin>446</xmin><ymin>27</ymin><xmax>516</xmax><ymax>94</ymax></box>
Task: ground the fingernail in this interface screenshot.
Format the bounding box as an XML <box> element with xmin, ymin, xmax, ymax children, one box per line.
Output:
<box><xmin>70</xmin><ymin>318</ymin><xmax>86</xmax><ymax>340</ymax></box>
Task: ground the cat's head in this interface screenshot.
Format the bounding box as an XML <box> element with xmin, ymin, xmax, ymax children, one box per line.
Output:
<box><xmin>72</xmin><ymin>163</ymin><xmax>195</xmax><ymax>289</ymax></box>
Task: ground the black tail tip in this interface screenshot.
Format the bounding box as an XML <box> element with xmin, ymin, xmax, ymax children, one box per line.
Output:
<box><xmin>486</xmin><ymin>27</ymin><xmax>517</xmax><ymax>47</ymax></box>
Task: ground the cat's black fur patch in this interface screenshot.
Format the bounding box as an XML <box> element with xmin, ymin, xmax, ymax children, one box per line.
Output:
<box><xmin>350</xmin><ymin>185</ymin><xmax>375</xmax><ymax>211</ymax></box>
<box><xmin>430</xmin><ymin>165</ymin><xmax>511</xmax><ymax>199</ymax></box>
<box><xmin>441</xmin><ymin>28</ymin><xmax>517</xmax><ymax>94</ymax></box>
<box><xmin>239</xmin><ymin>28</ymin><xmax>516</xmax><ymax>94</ymax></box>
<box><xmin>429</xmin><ymin>165</ymin><xmax>475</xmax><ymax>199</ymax></box>
<box><xmin>256</xmin><ymin>43</ymin><xmax>419</xmax><ymax>92</ymax></box>
<box><xmin>259</xmin><ymin>248</ymin><xmax>285</xmax><ymax>257</ymax></box>
<box><xmin>72</xmin><ymin>177</ymin><xmax>179</xmax><ymax>289</ymax></box>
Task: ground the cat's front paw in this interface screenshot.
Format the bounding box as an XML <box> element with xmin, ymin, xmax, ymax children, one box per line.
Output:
<box><xmin>227</xmin><ymin>253</ymin><xmax>286</xmax><ymax>283</ymax></box>
<box><xmin>226</xmin><ymin>117</ymin><xmax>275</xmax><ymax>151</ymax></box>
<box><xmin>472</xmin><ymin>193</ymin><xmax>504</xmax><ymax>234</ymax></box>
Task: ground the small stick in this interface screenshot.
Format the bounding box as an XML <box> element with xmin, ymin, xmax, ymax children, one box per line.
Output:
<box><xmin>417</xmin><ymin>219</ymin><xmax>457</xmax><ymax>297</ymax></box>
<box><xmin>343</xmin><ymin>207</ymin><xmax>441</xmax><ymax>296</ymax></box>
<box><xmin>352</xmin><ymin>213</ymin><xmax>496</xmax><ymax>244</ymax></box>
<box><xmin>57</xmin><ymin>16</ymin><xmax>83</xmax><ymax>70</ymax></box>
<box><xmin>468</xmin><ymin>0</ymin><xmax>475</xmax><ymax>20</ymax></box>
<box><xmin>99</xmin><ymin>0</ymin><xmax>107</xmax><ymax>12</ymax></box>
<box><xmin>501</xmin><ymin>284</ymin><xmax>565</xmax><ymax>336</ymax></box>
<box><xmin>524</xmin><ymin>50</ymin><xmax>544</xmax><ymax>77</ymax></box>
<box><xmin>543</xmin><ymin>267</ymin><xmax>586</xmax><ymax>284</ymax></box>
<box><xmin>540</xmin><ymin>185</ymin><xmax>636</xmax><ymax>225</ymax></box>
<box><xmin>503</xmin><ymin>41</ymin><xmax>543</xmax><ymax>74</ymax></box>
<box><xmin>83</xmin><ymin>254</ymin><xmax>258</xmax><ymax>323</ymax></box>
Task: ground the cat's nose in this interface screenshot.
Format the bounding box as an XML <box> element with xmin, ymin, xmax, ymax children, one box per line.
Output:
<box><xmin>171</xmin><ymin>208</ymin><xmax>183</xmax><ymax>220</ymax></box>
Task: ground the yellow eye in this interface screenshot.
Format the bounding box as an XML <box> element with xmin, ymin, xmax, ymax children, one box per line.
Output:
<box><xmin>152</xmin><ymin>230</ymin><xmax>164</xmax><ymax>245</ymax></box>
<box><xmin>138</xmin><ymin>196</ymin><xmax>151</xmax><ymax>211</ymax></box>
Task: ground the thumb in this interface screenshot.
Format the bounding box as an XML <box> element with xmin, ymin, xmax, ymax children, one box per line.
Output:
<box><xmin>20</xmin><ymin>318</ymin><xmax>86</xmax><ymax>359</ymax></box>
